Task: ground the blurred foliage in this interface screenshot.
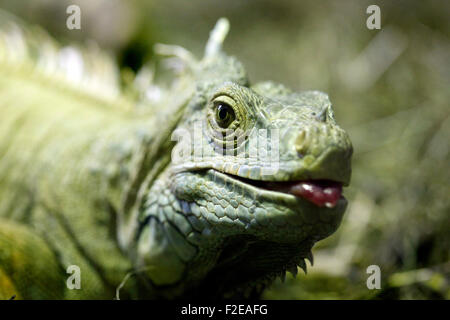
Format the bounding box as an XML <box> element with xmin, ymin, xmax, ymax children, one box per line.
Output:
<box><xmin>0</xmin><ymin>0</ymin><xmax>448</xmax><ymax>299</ymax></box>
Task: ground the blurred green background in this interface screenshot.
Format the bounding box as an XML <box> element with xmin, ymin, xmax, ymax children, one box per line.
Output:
<box><xmin>1</xmin><ymin>0</ymin><xmax>448</xmax><ymax>299</ymax></box>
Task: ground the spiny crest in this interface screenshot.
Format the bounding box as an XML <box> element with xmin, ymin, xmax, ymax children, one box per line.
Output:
<box><xmin>155</xmin><ymin>18</ymin><xmax>248</xmax><ymax>88</ymax></box>
<box><xmin>0</xmin><ymin>9</ymin><xmax>121</xmax><ymax>103</ymax></box>
<box><xmin>0</xmin><ymin>10</ymin><xmax>234</xmax><ymax>112</ymax></box>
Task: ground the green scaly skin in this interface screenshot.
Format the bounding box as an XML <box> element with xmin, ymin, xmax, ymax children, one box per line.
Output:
<box><xmin>0</xmin><ymin>16</ymin><xmax>352</xmax><ymax>299</ymax></box>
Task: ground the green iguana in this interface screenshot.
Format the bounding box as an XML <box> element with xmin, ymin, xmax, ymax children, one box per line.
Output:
<box><xmin>0</xmin><ymin>14</ymin><xmax>352</xmax><ymax>299</ymax></box>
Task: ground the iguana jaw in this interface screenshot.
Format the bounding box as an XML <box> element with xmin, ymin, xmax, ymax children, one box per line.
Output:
<box><xmin>180</xmin><ymin>169</ymin><xmax>346</xmax><ymax>297</ymax></box>
<box><xmin>202</xmin><ymin>169</ymin><xmax>348</xmax><ymax>241</ymax></box>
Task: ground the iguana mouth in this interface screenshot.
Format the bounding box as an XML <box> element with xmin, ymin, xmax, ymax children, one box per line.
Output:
<box><xmin>221</xmin><ymin>172</ymin><xmax>343</xmax><ymax>208</ymax></box>
<box><xmin>260</xmin><ymin>179</ymin><xmax>342</xmax><ymax>208</ymax></box>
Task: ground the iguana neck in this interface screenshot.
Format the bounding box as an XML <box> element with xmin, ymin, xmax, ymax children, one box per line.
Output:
<box><xmin>129</xmin><ymin>169</ymin><xmax>316</xmax><ymax>299</ymax></box>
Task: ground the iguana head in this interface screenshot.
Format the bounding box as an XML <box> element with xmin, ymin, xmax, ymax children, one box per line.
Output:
<box><xmin>135</xmin><ymin>19</ymin><xmax>352</xmax><ymax>298</ymax></box>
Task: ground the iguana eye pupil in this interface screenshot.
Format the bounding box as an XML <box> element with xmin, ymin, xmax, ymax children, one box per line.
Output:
<box><xmin>216</xmin><ymin>103</ymin><xmax>235</xmax><ymax>127</ymax></box>
<box><xmin>217</xmin><ymin>104</ymin><xmax>231</xmax><ymax>119</ymax></box>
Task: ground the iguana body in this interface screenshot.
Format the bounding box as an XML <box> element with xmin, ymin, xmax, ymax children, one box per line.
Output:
<box><xmin>0</xmin><ymin>15</ymin><xmax>352</xmax><ymax>299</ymax></box>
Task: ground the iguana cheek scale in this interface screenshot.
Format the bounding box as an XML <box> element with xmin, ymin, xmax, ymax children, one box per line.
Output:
<box><xmin>0</xmin><ymin>15</ymin><xmax>352</xmax><ymax>299</ymax></box>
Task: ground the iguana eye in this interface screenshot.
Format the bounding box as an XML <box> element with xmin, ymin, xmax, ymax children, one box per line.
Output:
<box><xmin>215</xmin><ymin>102</ymin><xmax>235</xmax><ymax>128</ymax></box>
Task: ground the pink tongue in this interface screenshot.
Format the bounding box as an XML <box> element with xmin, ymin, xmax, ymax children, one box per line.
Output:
<box><xmin>288</xmin><ymin>181</ymin><xmax>342</xmax><ymax>208</ymax></box>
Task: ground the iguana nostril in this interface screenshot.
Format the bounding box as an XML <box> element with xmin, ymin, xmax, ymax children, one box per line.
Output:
<box><xmin>295</xmin><ymin>130</ymin><xmax>307</xmax><ymax>157</ymax></box>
